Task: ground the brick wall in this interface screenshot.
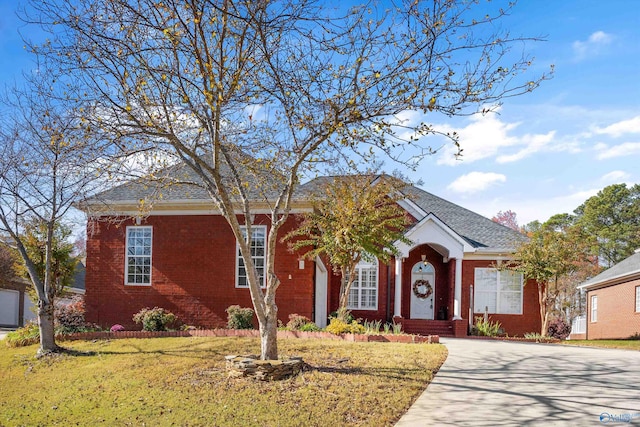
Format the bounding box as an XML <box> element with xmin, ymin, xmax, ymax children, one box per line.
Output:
<box><xmin>462</xmin><ymin>260</ymin><xmax>542</xmax><ymax>337</ymax></box>
<box><xmin>586</xmin><ymin>278</ymin><xmax>640</xmax><ymax>339</ymax></box>
<box><xmin>85</xmin><ymin>214</ymin><xmax>314</xmax><ymax>329</ymax></box>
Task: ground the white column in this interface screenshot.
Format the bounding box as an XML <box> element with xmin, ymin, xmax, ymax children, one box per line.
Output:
<box><xmin>394</xmin><ymin>257</ymin><xmax>403</xmax><ymax>318</ymax></box>
<box><xmin>453</xmin><ymin>257</ymin><xmax>462</xmax><ymax>319</ymax></box>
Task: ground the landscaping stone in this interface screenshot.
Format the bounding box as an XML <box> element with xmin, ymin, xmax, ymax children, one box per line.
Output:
<box><xmin>226</xmin><ymin>355</ymin><xmax>306</xmax><ymax>381</ymax></box>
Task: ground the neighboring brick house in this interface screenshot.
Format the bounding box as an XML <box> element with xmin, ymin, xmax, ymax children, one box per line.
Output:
<box><xmin>0</xmin><ymin>278</ymin><xmax>36</xmax><ymax>328</ymax></box>
<box><xmin>577</xmin><ymin>250</ymin><xmax>640</xmax><ymax>340</ymax></box>
<box><xmin>80</xmin><ymin>166</ymin><xmax>541</xmax><ymax>337</ymax></box>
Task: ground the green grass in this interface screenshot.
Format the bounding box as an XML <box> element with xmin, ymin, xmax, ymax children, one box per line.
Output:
<box><xmin>563</xmin><ymin>339</ymin><xmax>640</xmax><ymax>350</ymax></box>
<box><xmin>0</xmin><ymin>337</ymin><xmax>447</xmax><ymax>426</ymax></box>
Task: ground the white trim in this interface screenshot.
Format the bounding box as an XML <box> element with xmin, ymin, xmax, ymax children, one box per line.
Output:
<box><xmin>578</xmin><ymin>270</ymin><xmax>640</xmax><ymax>290</ymax></box>
<box><xmin>235</xmin><ymin>225</ymin><xmax>267</xmax><ymax>289</ymax></box>
<box><xmin>395</xmin><ymin>212</ymin><xmax>473</xmax><ymax>259</ymax></box>
<box><xmin>397</xmin><ymin>198</ymin><xmax>428</xmax><ymax>221</ymax></box>
<box><xmin>315</xmin><ymin>257</ymin><xmax>328</xmax><ymax>328</ymax></box>
<box><xmin>590</xmin><ymin>295</ymin><xmax>598</xmax><ymax>322</ymax></box>
<box><xmin>124</xmin><ymin>226</ymin><xmax>153</xmax><ymax>286</ymax></box>
<box><xmin>394</xmin><ymin>257</ymin><xmax>403</xmax><ymax>317</ymax></box>
<box><xmin>635</xmin><ymin>286</ymin><xmax>640</xmax><ymax>313</ymax></box>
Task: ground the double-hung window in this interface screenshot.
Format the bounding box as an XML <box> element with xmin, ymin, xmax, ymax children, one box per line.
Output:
<box><xmin>347</xmin><ymin>259</ymin><xmax>378</xmax><ymax>310</ymax></box>
<box><xmin>125</xmin><ymin>226</ymin><xmax>152</xmax><ymax>285</ymax></box>
<box><xmin>591</xmin><ymin>295</ymin><xmax>598</xmax><ymax>322</ymax></box>
<box><xmin>636</xmin><ymin>286</ymin><xmax>640</xmax><ymax>313</ymax></box>
<box><xmin>473</xmin><ymin>268</ymin><xmax>523</xmax><ymax>314</ymax></box>
<box><xmin>236</xmin><ymin>225</ymin><xmax>266</xmax><ymax>288</ymax></box>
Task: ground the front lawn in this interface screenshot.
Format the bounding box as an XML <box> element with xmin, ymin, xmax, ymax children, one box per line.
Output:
<box><xmin>563</xmin><ymin>339</ymin><xmax>640</xmax><ymax>350</ymax></box>
<box><xmin>0</xmin><ymin>337</ymin><xmax>446</xmax><ymax>426</ymax></box>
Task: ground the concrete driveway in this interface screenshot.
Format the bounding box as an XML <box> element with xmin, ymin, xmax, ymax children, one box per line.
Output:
<box><xmin>396</xmin><ymin>338</ymin><xmax>640</xmax><ymax>426</ymax></box>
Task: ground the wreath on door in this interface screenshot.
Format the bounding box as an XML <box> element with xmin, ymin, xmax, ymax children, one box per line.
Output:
<box><xmin>412</xmin><ymin>279</ymin><xmax>433</xmax><ymax>299</ymax></box>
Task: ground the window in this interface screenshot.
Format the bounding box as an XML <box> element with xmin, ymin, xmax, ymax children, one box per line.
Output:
<box><xmin>347</xmin><ymin>260</ymin><xmax>378</xmax><ymax>310</ymax></box>
<box><xmin>636</xmin><ymin>286</ymin><xmax>640</xmax><ymax>313</ymax></box>
<box><xmin>473</xmin><ymin>268</ymin><xmax>523</xmax><ymax>314</ymax></box>
<box><xmin>591</xmin><ymin>295</ymin><xmax>598</xmax><ymax>322</ymax></box>
<box><xmin>125</xmin><ymin>226</ymin><xmax>152</xmax><ymax>285</ymax></box>
<box><xmin>236</xmin><ymin>225</ymin><xmax>266</xmax><ymax>288</ymax></box>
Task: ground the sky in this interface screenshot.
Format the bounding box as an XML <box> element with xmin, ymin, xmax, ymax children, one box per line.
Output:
<box><xmin>0</xmin><ymin>1</ymin><xmax>639</xmax><ymax>227</ymax></box>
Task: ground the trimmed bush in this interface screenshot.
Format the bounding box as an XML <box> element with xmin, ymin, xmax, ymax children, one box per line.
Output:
<box><xmin>110</xmin><ymin>324</ymin><xmax>126</xmax><ymax>332</ymax></box>
<box><xmin>55</xmin><ymin>297</ymin><xmax>87</xmax><ymax>334</ymax></box>
<box><xmin>299</xmin><ymin>322</ymin><xmax>321</xmax><ymax>332</ymax></box>
<box><xmin>547</xmin><ymin>317</ymin><xmax>571</xmax><ymax>340</ymax></box>
<box><xmin>326</xmin><ymin>318</ymin><xmax>366</xmax><ymax>335</ymax></box>
<box><xmin>226</xmin><ymin>305</ymin><xmax>255</xmax><ymax>330</ymax></box>
<box><xmin>133</xmin><ymin>307</ymin><xmax>178</xmax><ymax>331</ymax></box>
<box><xmin>5</xmin><ymin>322</ymin><xmax>40</xmax><ymax>348</ymax></box>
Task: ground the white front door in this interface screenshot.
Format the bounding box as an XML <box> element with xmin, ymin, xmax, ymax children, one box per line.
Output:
<box><xmin>410</xmin><ymin>262</ymin><xmax>435</xmax><ymax>320</ymax></box>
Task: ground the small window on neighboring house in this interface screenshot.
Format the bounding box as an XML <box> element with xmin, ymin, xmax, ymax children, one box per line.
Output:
<box><xmin>346</xmin><ymin>259</ymin><xmax>378</xmax><ymax>310</ymax></box>
<box><xmin>635</xmin><ymin>286</ymin><xmax>640</xmax><ymax>313</ymax></box>
<box><xmin>473</xmin><ymin>268</ymin><xmax>523</xmax><ymax>315</ymax></box>
<box><xmin>236</xmin><ymin>225</ymin><xmax>266</xmax><ymax>288</ymax></box>
<box><xmin>591</xmin><ymin>295</ymin><xmax>598</xmax><ymax>322</ymax></box>
<box><xmin>125</xmin><ymin>226</ymin><xmax>152</xmax><ymax>285</ymax></box>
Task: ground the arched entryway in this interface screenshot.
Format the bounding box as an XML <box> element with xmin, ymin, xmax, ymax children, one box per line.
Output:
<box><xmin>410</xmin><ymin>261</ymin><xmax>435</xmax><ymax>319</ymax></box>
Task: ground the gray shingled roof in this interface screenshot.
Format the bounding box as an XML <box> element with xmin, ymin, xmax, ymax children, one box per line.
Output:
<box><xmin>85</xmin><ymin>151</ymin><xmax>287</xmax><ymax>204</ymax></box>
<box><xmin>298</xmin><ymin>175</ymin><xmax>527</xmax><ymax>251</ymax></box>
<box><xmin>578</xmin><ymin>251</ymin><xmax>640</xmax><ymax>289</ymax></box>
<box><xmin>86</xmin><ymin>165</ymin><xmax>526</xmax><ymax>251</ymax></box>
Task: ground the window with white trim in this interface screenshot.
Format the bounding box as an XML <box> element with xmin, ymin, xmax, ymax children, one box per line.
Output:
<box><xmin>125</xmin><ymin>226</ymin><xmax>152</xmax><ymax>285</ymax></box>
<box><xmin>347</xmin><ymin>259</ymin><xmax>378</xmax><ymax>310</ymax></box>
<box><xmin>236</xmin><ymin>225</ymin><xmax>266</xmax><ymax>288</ymax></box>
<box><xmin>473</xmin><ymin>268</ymin><xmax>523</xmax><ymax>315</ymax></box>
<box><xmin>636</xmin><ymin>286</ymin><xmax>640</xmax><ymax>313</ymax></box>
<box><xmin>591</xmin><ymin>295</ymin><xmax>598</xmax><ymax>322</ymax></box>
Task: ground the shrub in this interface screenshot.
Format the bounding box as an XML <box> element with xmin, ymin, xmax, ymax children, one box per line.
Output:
<box><xmin>326</xmin><ymin>318</ymin><xmax>365</xmax><ymax>335</ymax></box>
<box><xmin>110</xmin><ymin>324</ymin><xmax>126</xmax><ymax>332</ymax></box>
<box><xmin>547</xmin><ymin>317</ymin><xmax>571</xmax><ymax>340</ymax></box>
<box><xmin>5</xmin><ymin>322</ymin><xmax>40</xmax><ymax>348</ymax></box>
<box><xmin>524</xmin><ymin>332</ymin><xmax>545</xmax><ymax>340</ymax></box>
<box><xmin>299</xmin><ymin>322</ymin><xmax>321</xmax><ymax>332</ymax></box>
<box><xmin>226</xmin><ymin>305</ymin><xmax>254</xmax><ymax>330</ymax></box>
<box><xmin>133</xmin><ymin>307</ymin><xmax>177</xmax><ymax>331</ymax></box>
<box><xmin>329</xmin><ymin>309</ymin><xmax>354</xmax><ymax>324</ymax></box>
<box><xmin>472</xmin><ymin>316</ymin><xmax>502</xmax><ymax>337</ymax></box>
<box><xmin>363</xmin><ymin>319</ymin><xmax>382</xmax><ymax>335</ymax></box>
<box><xmin>286</xmin><ymin>313</ymin><xmax>314</xmax><ymax>331</ymax></box>
<box><xmin>55</xmin><ymin>297</ymin><xmax>87</xmax><ymax>334</ymax></box>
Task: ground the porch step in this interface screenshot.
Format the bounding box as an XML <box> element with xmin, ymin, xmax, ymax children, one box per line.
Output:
<box><xmin>400</xmin><ymin>319</ymin><xmax>458</xmax><ymax>337</ymax></box>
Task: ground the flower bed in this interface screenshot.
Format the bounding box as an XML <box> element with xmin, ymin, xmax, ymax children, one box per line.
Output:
<box><xmin>57</xmin><ymin>329</ymin><xmax>439</xmax><ymax>344</ymax></box>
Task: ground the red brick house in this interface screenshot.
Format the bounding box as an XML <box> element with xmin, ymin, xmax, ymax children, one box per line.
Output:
<box><xmin>577</xmin><ymin>250</ymin><xmax>640</xmax><ymax>339</ymax></box>
<box><xmin>80</xmin><ymin>168</ymin><xmax>541</xmax><ymax>337</ymax></box>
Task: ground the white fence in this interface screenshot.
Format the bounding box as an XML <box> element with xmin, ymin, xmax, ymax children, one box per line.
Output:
<box><xmin>571</xmin><ymin>315</ymin><xmax>586</xmax><ymax>335</ymax></box>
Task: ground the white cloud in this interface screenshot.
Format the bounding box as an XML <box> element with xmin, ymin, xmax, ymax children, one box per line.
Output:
<box><xmin>496</xmin><ymin>131</ymin><xmax>556</xmax><ymax>163</ymax></box>
<box><xmin>593</xmin><ymin>115</ymin><xmax>640</xmax><ymax>137</ymax></box>
<box><xmin>596</xmin><ymin>142</ymin><xmax>640</xmax><ymax>159</ymax></box>
<box><xmin>572</xmin><ymin>31</ymin><xmax>613</xmax><ymax>60</ymax></box>
<box><xmin>447</xmin><ymin>172</ymin><xmax>506</xmax><ymax>194</ymax></box>
<box><xmin>600</xmin><ymin>170</ymin><xmax>630</xmax><ymax>184</ymax></box>
<box><xmin>434</xmin><ymin>112</ymin><xmax>560</xmax><ymax>165</ymax></box>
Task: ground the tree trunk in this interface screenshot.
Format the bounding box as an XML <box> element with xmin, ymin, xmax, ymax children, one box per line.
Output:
<box><xmin>37</xmin><ymin>299</ymin><xmax>59</xmax><ymax>357</ymax></box>
<box><xmin>259</xmin><ymin>311</ymin><xmax>278</xmax><ymax>361</ymax></box>
<box><xmin>538</xmin><ymin>282</ymin><xmax>549</xmax><ymax>336</ymax></box>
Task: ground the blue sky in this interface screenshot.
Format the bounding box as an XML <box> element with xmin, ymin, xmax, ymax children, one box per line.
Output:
<box><xmin>1</xmin><ymin>1</ymin><xmax>639</xmax><ymax>227</ymax></box>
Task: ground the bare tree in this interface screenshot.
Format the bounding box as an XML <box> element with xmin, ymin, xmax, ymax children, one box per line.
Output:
<box><xmin>26</xmin><ymin>0</ymin><xmax>549</xmax><ymax>359</ymax></box>
<box><xmin>0</xmin><ymin>72</ymin><xmax>106</xmax><ymax>356</ymax></box>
